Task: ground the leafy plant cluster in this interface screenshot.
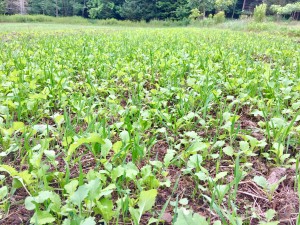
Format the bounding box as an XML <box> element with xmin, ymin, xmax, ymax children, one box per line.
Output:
<box><xmin>254</xmin><ymin>3</ymin><xmax>267</xmax><ymax>22</ymax></box>
<box><xmin>0</xmin><ymin>27</ymin><xmax>300</xmax><ymax>224</ymax></box>
<box><xmin>270</xmin><ymin>2</ymin><xmax>300</xmax><ymax>20</ymax></box>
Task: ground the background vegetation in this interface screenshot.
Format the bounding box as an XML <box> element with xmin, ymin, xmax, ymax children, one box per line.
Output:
<box><xmin>0</xmin><ymin>0</ymin><xmax>299</xmax><ymax>21</ymax></box>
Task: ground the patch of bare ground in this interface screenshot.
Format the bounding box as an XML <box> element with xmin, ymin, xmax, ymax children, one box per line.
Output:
<box><xmin>239</xmin><ymin>106</ymin><xmax>264</xmax><ymax>140</ymax></box>
<box><xmin>150</xmin><ymin>140</ymin><xmax>168</xmax><ymax>162</ymax></box>
<box><xmin>0</xmin><ymin>188</ymin><xmax>32</xmax><ymax>225</ymax></box>
<box><xmin>237</xmin><ymin>166</ymin><xmax>298</xmax><ymax>225</ymax></box>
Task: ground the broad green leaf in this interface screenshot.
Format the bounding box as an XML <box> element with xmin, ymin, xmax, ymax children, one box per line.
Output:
<box><xmin>265</xmin><ymin>209</ymin><xmax>276</xmax><ymax>222</ymax></box>
<box><xmin>223</xmin><ymin>146</ymin><xmax>234</xmax><ymax>156</ymax></box>
<box><xmin>62</xmin><ymin>219</ymin><xmax>71</xmax><ymax>225</ymax></box>
<box><xmin>80</xmin><ymin>217</ymin><xmax>96</xmax><ymax>225</ymax></box>
<box><xmin>12</xmin><ymin>122</ymin><xmax>25</xmax><ymax>131</ymax></box>
<box><xmin>30</xmin><ymin>211</ymin><xmax>55</xmax><ymax>225</ymax></box>
<box><xmin>99</xmin><ymin>184</ymin><xmax>116</xmax><ymax>198</ymax></box>
<box><xmin>251</xmin><ymin>109</ymin><xmax>263</xmax><ymax>117</ymax></box>
<box><xmin>112</xmin><ymin>141</ymin><xmax>122</xmax><ymax>153</ymax></box>
<box><xmin>44</xmin><ymin>150</ymin><xmax>55</xmax><ymax>160</ymax></box>
<box><xmin>64</xmin><ymin>180</ymin><xmax>79</xmax><ymax>195</ymax></box>
<box><xmin>36</xmin><ymin>191</ymin><xmax>55</xmax><ymax>203</ymax></box>
<box><xmin>0</xmin><ymin>186</ymin><xmax>8</xmax><ymax>200</ymax></box>
<box><xmin>179</xmin><ymin>198</ymin><xmax>188</xmax><ymax>205</ymax></box>
<box><xmin>214</xmin><ymin>171</ymin><xmax>228</xmax><ymax>182</ymax></box>
<box><xmin>125</xmin><ymin>162</ymin><xmax>139</xmax><ymax>179</ymax></box>
<box><xmin>174</xmin><ymin>208</ymin><xmax>208</xmax><ymax>225</ymax></box>
<box><xmin>138</xmin><ymin>189</ymin><xmax>157</xmax><ymax>213</ymax></box>
<box><xmin>187</xmin><ymin>154</ymin><xmax>202</xmax><ymax>169</ymax></box>
<box><xmin>239</xmin><ymin>141</ymin><xmax>250</xmax><ymax>152</ymax></box>
<box><xmin>269</xmin><ymin>117</ymin><xmax>287</xmax><ymax>128</ymax></box>
<box><xmin>0</xmin><ymin>164</ymin><xmax>18</xmax><ymax>176</ymax></box>
<box><xmin>25</xmin><ymin>196</ymin><xmax>36</xmax><ymax>210</ymax></box>
<box><xmin>213</xmin><ymin>141</ymin><xmax>225</xmax><ymax>148</ymax></box>
<box><xmin>184</xmin><ymin>131</ymin><xmax>199</xmax><ymax>139</ymax></box>
<box><xmin>67</xmin><ymin>133</ymin><xmax>104</xmax><ymax>160</ymax></box>
<box><xmin>147</xmin><ymin>217</ymin><xmax>159</xmax><ymax>225</ymax></box>
<box><xmin>86</xmin><ymin>178</ymin><xmax>101</xmax><ymax>200</ymax></box>
<box><xmin>53</xmin><ymin>114</ymin><xmax>64</xmax><ymax>126</ymax></box>
<box><xmin>25</xmin><ymin>191</ymin><xmax>61</xmax><ymax>212</ymax></box>
<box><xmin>130</xmin><ymin>189</ymin><xmax>157</xmax><ymax>224</ymax></box>
<box><xmin>292</xmin><ymin>102</ymin><xmax>300</xmax><ymax>110</ymax></box>
<box><xmin>111</xmin><ymin>165</ymin><xmax>125</xmax><ymax>181</ymax></box>
<box><xmin>0</xmin><ymin>165</ymin><xmax>33</xmax><ymax>185</ymax></box>
<box><xmin>186</xmin><ymin>142</ymin><xmax>208</xmax><ymax>154</ymax></box>
<box><xmin>71</xmin><ymin>185</ymin><xmax>89</xmax><ymax>206</ymax></box>
<box><xmin>33</xmin><ymin>124</ymin><xmax>54</xmax><ymax>133</ymax></box>
<box><xmin>149</xmin><ymin>160</ymin><xmax>163</xmax><ymax>169</ymax></box>
<box><xmin>195</xmin><ymin>171</ymin><xmax>207</xmax><ymax>181</ymax></box>
<box><xmin>253</xmin><ymin>176</ymin><xmax>268</xmax><ymax>189</ymax></box>
<box><xmin>120</xmin><ymin>130</ymin><xmax>130</xmax><ymax>143</ymax></box>
<box><xmin>0</xmin><ymin>106</ymin><xmax>9</xmax><ymax>115</ymax></box>
<box><xmin>164</xmin><ymin>149</ymin><xmax>176</xmax><ymax>166</ymax></box>
<box><xmin>129</xmin><ymin>207</ymin><xmax>140</xmax><ymax>225</ymax></box>
<box><xmin>259</xmin><ymin>222</ymin><xmax>280</xmax><ymax>225</ymax></box>
<box><xmin>97</xmin><ymin>198</ymin><xmax>114</xmax><ymax>221</ymax></box>
<box><xmin>18</xmin><ymin>170</ymin><xmax>34</xmax><ymax>185</ymax></box>
<box><xmin>101</xmin><ymin>139</ymin><xmax>112</xmax><ymax>158</ymax></box>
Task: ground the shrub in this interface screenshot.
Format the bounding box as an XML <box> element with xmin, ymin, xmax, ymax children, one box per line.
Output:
<box><xmin>253</xmin><ymin>3</ymin><xmax>267</xmax><ymax>22</ymax></box>
<box><xmin>240</xmin><ymin>15</ymin><xmax>249</xmax><ymax>20</ymax></box>
<box><xmin>190</xmin><ymin>17</ymin><xmax>215</xmax><ymax>27</ymax></box>
<box><xmin>189</xmin><ymin>8</ymin><xmax>201</xmax><ymax>20</ymax></box>
<box><xmin>214</xmin><ymin>11</ymin><xmax>225</xmax><ymax>24</ymax></box>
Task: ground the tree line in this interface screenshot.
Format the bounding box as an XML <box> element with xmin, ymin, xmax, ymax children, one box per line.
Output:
<box><xmin>0</xmin><ymin>0</ymin><xmax>298</xmax><ymax>21</ymax></box>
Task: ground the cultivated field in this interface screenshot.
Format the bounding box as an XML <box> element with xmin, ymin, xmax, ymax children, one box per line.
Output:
<box><xmin>0</xmin><ymin>24</ymin><xmax>300</xmax><ymax>224</ymax></box>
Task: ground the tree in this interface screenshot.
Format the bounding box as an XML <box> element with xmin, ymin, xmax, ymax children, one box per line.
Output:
<box><xmin>242</xmin><ymin>0</ymin><xmax>246</xmax><ymax>11</ymax></box>
<box><xmin>86</xmin><ymin>0</ymin><xmax>123</xmax><ymax>19</ymax></box>
<box><xmin>215</xmin><ymin>0</ymin><xmax>234</xmax><ymax>12</ymax></box>
<box><xmin>271</xmin><ymin>2</ymin><xmax>300</xmax><ymax>19</ymax></box>
<box><xmin>189</xmin><ymin>7</ymin><xmax>201</xmax><ymax>19</ymax></box>
<box><xmin>253</xmin><ymin>3</ymin><xmax>267</xmax><ymax>22</ymax></box>
<box><xmin>188</xmin><ymin>0</ymin><xmax>215</xmax><ymax>16</ymax></box>
<box><xmin>175</xmin><ymin>0</ymin><xmax>191</xmax><ymax>20</ymax></box>
<box><xmin>156</xmin><ymin>0</ymin><xmax>178</xmax><ymax>20</ymax></box>
<box><xmin>7</xmin><ymin>0</ymin><xmax>28</xmax><ymax>14</ymax></box>
<box><xmin>70</xmin><ymin>0</ymin><xmax>85</xmax><ymax>16</ymax></box>
<box><xmin>87</xmin><ymin>0</ymin><xmax>103</xmax><ymax>18</ymax></box>
<box><xmin>119</xmin><ymin>0</ymin><xmax>156</xmax><ymax>21</ymax></box>
<box><xmin>0</xmin><ymin>0</ymin><xmax>6</xmax><ymax>14</ymax></box>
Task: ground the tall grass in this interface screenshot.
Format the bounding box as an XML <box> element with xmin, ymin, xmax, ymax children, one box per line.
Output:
<box><xmin>0</xmin><ymin>14</ymin><xmax>299</xmax><ymax>37</ymax></box>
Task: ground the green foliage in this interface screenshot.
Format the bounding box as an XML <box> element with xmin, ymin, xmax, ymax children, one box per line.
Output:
<box><xmin>188</xmin><ymin>0</ymin><xmax>215</xmax><ymax>14</ymax></box>
<box><xmin>87</xmin><ymin>0</ymin><xmax>119</xmax><ymax>19</ymax></box>
<box><xmin>0</xmin><ymin>0</ymin><xmax>6</xmax><ymax>14</ymax></box>
<box><xmin>174</xmin><ymin>208</ymin><xmax>209</xmax><ymax>225</ymax></box>
<box><xmin>87</xmin><ymin>0</ymin><xmax>104</xmax><ymax>19</ymax></box>
<box><xmin>253</xmin><ymin>175</ymin><xmax>286</xmax><ymax>201</ymax></box>
<box><xmin>2</xmin><ymin>0</ymin><xmax>297</xmax><ymax>21</ymax></box>
<box><xmin>0</xmin><ymin>24</ymin><xmax>299</xmax><ymax>224</ymax></box>
<box><xmin>129</xmin><ymin>189</ymin><xmax>157</xmax><ymax>225</ymax></box>
<box><xmin>119</xmin><ymin>0</ymin><xmax>157</xmax><ymax>21</ymax></box>
<box><xmin>214</xmin><ymin>11</ymin><xmax>225</xmax><ymax>23</ymax></box>
<box><xmin>270</xmin><ymin>2</ymin><xmax>300</xmax><ymax>20</ymax></box>
<box><xmin>253</xmin><ymin>3</ymin><xmax>267</xmax><ymax>22</ymax></box>
<box><xmin>215</xmin><ymin>0</ymin><xmax>234</xmax><ymax>11</ymax></box>
<box><xmin>189</xmin><ymin>8</ymin><xmax>201</xmax><ymax>20</ymax></box>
